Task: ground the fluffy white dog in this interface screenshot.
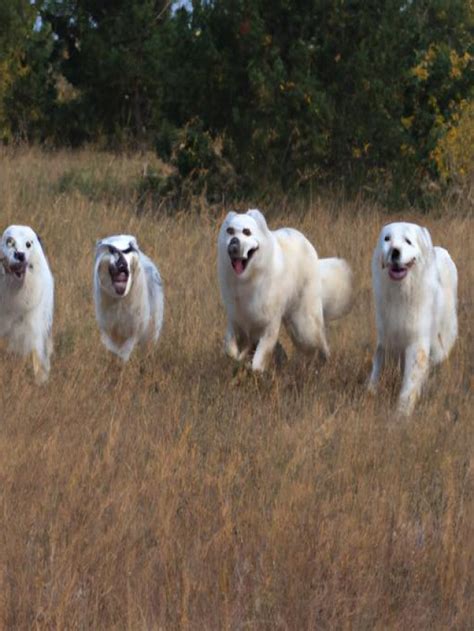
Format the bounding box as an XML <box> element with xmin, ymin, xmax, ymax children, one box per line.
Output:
<box><xmin>218</xmin><ymin>209</ymin><xmax>353</xmax><ymax>372</ymax></box>
<box><xmin>94</xmin><ymin>235</ymin><xmax>164</xmax><ymax>361</ymax></box>
<box><xmin>0</xmin><ymin>225</ymin><xmax>54</xmax><ymax>384</ymax></box>
<box><xmin>369</xmin><ymin>222</ymin><xmax>458</xmax><ymax>415</ymax></box>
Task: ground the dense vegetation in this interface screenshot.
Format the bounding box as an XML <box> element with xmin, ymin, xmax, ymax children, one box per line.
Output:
<box><xmin>0</xmin><ymin>1</ymin><xmax>472</xmax><ymax>202</ymax></box>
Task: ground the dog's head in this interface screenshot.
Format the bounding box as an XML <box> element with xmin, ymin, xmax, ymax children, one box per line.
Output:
<box><xmin>218</xmin><ymin>209</ymin><xmax>269</xmax><ymax>278</ymax></box>
<box><xmin>377</xmin><ymin>222</ymin><xmax>433</xmax><ymax>282</ymax></box>
<box><xmin>0</xmin><ymin>225</ymin><xmax>42</xmax><ymax>284</ymax></box>
<box><xmin>95</xmin><ymin>235</ymin><xmax>140</xmax><ymax>297</ymax></box>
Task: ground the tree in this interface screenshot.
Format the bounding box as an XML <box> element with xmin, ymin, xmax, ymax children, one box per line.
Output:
<box><xmin>42</xmin><ymin>0</ymin><xmax>171</xmax><ymax>143</ymax></box>
<box><xmin>0</xmin><ymin>0</ymin><xmax>55</xmax><ymax>142</ymax></box>
<box><xmin>155</xmin><ymin>0</ymin><xmax>473</xmax><ymax>197</ymax></box>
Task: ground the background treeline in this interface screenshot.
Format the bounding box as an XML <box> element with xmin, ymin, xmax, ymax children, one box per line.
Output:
<box><xmin>0</xmin><ymin>0</ymin><xmax>472</xmax><ymax>204</ymax></box>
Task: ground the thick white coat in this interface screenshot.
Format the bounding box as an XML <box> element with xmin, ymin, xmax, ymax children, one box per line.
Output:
<box><xmin>94</xmin><ymin>235</ymin><xmax>164</xmax><ymax>361</ymax></box>
<box><xmin>0</xmin><ymin>225</ymin><xmax>54</xmax><ymax>383</ymax></box>
<box><xmin>218</xmin><ymin>209</ymin><xmax>353</xmax><ymax>371</ymax></box>
<box><xmin>369</xmin><ymin>222</ymin><xmax>458</xmax><ymax>415</ymax></box>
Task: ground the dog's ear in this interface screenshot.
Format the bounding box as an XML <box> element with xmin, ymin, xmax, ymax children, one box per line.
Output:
<box><xmin>223</xmin><ymin>210</ymin><xmax>237</xmax><ymax>224</ymax></box>
<box><xmin>128</xmin><ymin>237</ymin><xmax>139</xmax><ymax>252</ymax></box>
<box><xmin>418</xmin><ymin>226</ymin><xmax>434</xmax><ymax>260</ymax></box>
<box><xmin>220</xmin><ymin>211</ymin><xmax>237</xmax><ymax>234</ymax></box>
<box><xmin>95</xmin><ymin>239</ymin><xmax>110</xmax><ymax>257</ymax></box>
<box><xmin>246</xmin><ymin>208</ymin><xmax>269</xmax><ymax>233</ymax></box>
<box><xmin>34</xmin><ymin>232</ymin><xmax>50</xmax><ymax>260</ymax></box>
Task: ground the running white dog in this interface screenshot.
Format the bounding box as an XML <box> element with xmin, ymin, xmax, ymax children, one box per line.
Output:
<box><xmin>94</xmin><ymin>235</ymin><xmax>164</xmax><ymax>361</ymax></box>
<box><xmin>0</xmin><ymin>225</ymin><xmax>54</xmax><ymax>384</ymax></box>
<box><xmin>218</xmin><ymin>209</ymin><xmax>353</xmax><ymax>372</ymax></box>
<box><xmin>368</xmin><ymin>222</ymin><xmax>458</xmax><ymax>415</ymax></box>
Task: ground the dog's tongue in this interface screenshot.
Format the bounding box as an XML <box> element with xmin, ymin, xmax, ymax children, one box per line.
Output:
<box><xmin>389</xmin><ymin>266</ymin><xmax>408</xmax><ymax>281</ymax></box>
<box><xmin>232</xmin><ymin>259</ymin><xmax>245</xmax><ymax>275</ymax></box>
<box><xmin>113</xmin><ymin>272</ymin><xmax>128</xmax><ymax>295</ymax></box>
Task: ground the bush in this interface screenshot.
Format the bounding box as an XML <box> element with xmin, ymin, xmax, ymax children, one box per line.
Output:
<box><xmin>431</xmin><ymin>99</ymin><xmax>474</xmax><ymax>194</ymax></box>
<box><xmin>139</xmin><ymin>119</ymin><xmax>241</xmax><ymax>211</ymax></box>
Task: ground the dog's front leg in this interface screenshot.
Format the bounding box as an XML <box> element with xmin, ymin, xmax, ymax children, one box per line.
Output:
<box><xmin>398</xmin><ymin>342</ymin><xmax>430</xmax><ymax>416</ymax></box>
<box><xmin>224</xmin><ymin>323</ymin><xmax>241</xmax><ymax>360</ymax></box>
<box><xmin>252</xmin><ymin>324</ymin><xmax>280</xmax><ymax>372</ymax></box>
<box><xmin>32</xmin><ymin>348</ymin><xmax>50</xmax><ymax>385</ymax></box>
<box><xmin>117</xmin><ymin>338</ymin><xmax>136</xmax><ymax>362</ymax></box>
<box><xmin>224</xmin><ymin>323</ymin><xmax>252</xmax><ymax>362</ymax></box>
<box><xmin>368</xmin><ymin>343</ymin><xmax>385</xmax><ymax>394</ymax></box>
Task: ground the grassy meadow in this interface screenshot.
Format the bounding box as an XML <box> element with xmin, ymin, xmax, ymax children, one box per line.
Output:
<box><xmin>0</xmin><ymin>148</ymin><xmax>472</xmax><ymax>629</ymax></box>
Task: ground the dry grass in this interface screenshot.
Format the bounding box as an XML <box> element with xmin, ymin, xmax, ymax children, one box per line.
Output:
<box><xmin>0</xmin><ymin>148</ymin><xmax>472</xmax><ymax>629</ymax></box>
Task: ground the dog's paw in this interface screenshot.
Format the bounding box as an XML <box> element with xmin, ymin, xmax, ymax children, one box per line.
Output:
<box><xmin>367</xmin><ymin>381</ymin><xmax>378</xmax><ymax>396</ymax></box>
<box><xmin>230</xmin><ymin>362</ymin><xmax>253</xmax><ymax>386</ymax></box>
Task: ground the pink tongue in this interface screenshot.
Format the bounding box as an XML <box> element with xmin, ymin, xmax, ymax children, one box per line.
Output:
<box><xmin>389</xmin><ymin>267</ymin><xmax>407</xmax><ymax>280</ymax></box>
<box><xmin>233</xmin><ymin>259</ymin><xmax>244</xmax><ymax>275</ymax></box>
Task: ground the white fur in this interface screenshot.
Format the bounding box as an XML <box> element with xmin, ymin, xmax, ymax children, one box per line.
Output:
<box><xmin>94</xmin><ymin>235</ymin><xmax>164</xmax><ymax>361</ymax></box>
<box><xmin>218</xmin><ymin>209</ymin><xmax>353</xmax><ymax>372</ymax></box>
<box><xmin>369</xmin><ymin>222</ymin><xmax>458</xmax><ymax>416</ymax></box>
<box><xmin>0</xmin><ymin>225</ymin><xmax>54</xmax><ymax>384</ymax></box>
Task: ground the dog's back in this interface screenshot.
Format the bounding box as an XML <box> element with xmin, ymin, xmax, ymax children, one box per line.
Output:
<box><xmin>431</xmin><ymin>247</ymin><xmax>458</xmax><ymax>363</ymax></box>
<box><xmin>142</xmin><ymin>252</ymin><xmax>164</xmax><ymax>343</ymax></box>
<box><xmin>319</xmin><ymin>258</ymin><xmax>353</xmax><ymax>321</ymax></box>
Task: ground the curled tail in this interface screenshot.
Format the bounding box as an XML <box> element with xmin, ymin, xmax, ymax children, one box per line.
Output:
<box><xmin>319</xmin><ymin>257</ymin><xmax>353</xmax><ymax>321</ymax></box>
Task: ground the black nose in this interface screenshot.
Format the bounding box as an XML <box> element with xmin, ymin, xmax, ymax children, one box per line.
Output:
<box><xmin>14</xmin><ymin>251</ymin><xmax>25</xmax><ymax>262</ymax></box>
<box><xmin>391</xmin><ymin>248</ymin><xmax>400</xmax><ymax>261</ymax></box>
<box><xmin>228</xmin><ymin>237</ymin><xmax>240</xmax><ymax>256</ymax></box>
<box><xmin>116</xmin><ymin>257</ymin><xmax>128</xmax><ymax>272</ymax></box>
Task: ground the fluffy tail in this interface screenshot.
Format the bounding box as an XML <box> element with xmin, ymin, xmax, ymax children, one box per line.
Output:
<box><xmin>319</xmin><ymin>257</ymin><xmax>353</xmax><ymax>321</ymax></box>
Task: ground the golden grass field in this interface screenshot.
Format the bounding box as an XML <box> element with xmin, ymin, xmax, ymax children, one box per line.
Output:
<box><xmin>0</xmin><ymin>148</ymin><xmax>472</xmax><ymax>629</ymax></box>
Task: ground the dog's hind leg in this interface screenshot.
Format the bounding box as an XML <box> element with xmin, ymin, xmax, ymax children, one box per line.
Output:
<box><xmin>285</xmin><ymin>304</ymin><xmax>330</xmax><ymax>361</ymax></box>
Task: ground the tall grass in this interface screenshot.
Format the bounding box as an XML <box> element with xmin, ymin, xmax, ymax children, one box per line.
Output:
<box><xmin>0</xmin><ymin>148</ymin><xmax>472</xmax><ymax>629</ymax></box>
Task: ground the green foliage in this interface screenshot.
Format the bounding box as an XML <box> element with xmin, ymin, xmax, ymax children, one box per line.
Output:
<box><xmin>140</xmin><ymin>118</ymin><xmax>240</xmax><ymax>210</ymax></box>
<box><xmin>0</xmin><ymin>0</ymin><xmax>472</xmax><ymax>203</ymax></box>
<box><xmin>155</xmin><ymin>0</ymin><xmax>474</xmax><ymax>201</ymax></box>
<box><xmin>0</xmin><ymin>0</ymin><xmax>56</xmax><ymax>142</ymax></box>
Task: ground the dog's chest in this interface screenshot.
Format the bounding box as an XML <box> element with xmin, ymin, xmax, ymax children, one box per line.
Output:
<box><xmin>101</xmin><ymin>296</ymin><xmax>148</xmax><ymax>339</ymax></box>
<box><xmin>1</xmin><ymin>278</ymin><xmax>42</xmax><ymax>318</ymax></box>
<box><xmin>230</xmin><ymin>283</ymin><xmax>276</xmax><ymax>332</ymax></box>
<box><xmin>378</xmin><ymin>279</ymin><xmax>432</xmax><ymax>348</ymax></box>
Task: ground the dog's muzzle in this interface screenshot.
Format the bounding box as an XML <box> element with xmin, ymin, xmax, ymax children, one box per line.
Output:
<box><xmin>227</xmin><ymin>237</ymin><xmax>258</xmax><ymax>276</ymax></box>
<box><xmin>3</xmin><ymin>251</ymin><xmax>28</xmax><ymax>280</ymax></box>
<box><xmin>109</xmin><ymin>251</ymin><xmax>130</xmax><ymax>296</ymax></box>
<box><xmin>387</xmin><ymin>249</ymin><xmax>415</xmax><ymax>282</ymax></box>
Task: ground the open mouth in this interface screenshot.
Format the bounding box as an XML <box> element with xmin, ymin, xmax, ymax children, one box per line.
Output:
<box><xmin>110</xmin><ymin>268</ymin><xmax>129</xmax><ymax>295</ymax></box>
<box><xmin>388</xmin><ymin>259</ymin><xmax>414</xmax><ymax>281</ymax></box>
<box><xmin>5</xmin><ymin>261</ymin><xmax>27</xmax><ymax>280</ymax></box>
<box><xmin>230</xmin><ymin>248</ymin><xmax>258</xmax><ymax>275</ymax></box>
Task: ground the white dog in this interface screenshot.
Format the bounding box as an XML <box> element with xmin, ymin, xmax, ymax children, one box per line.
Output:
<box><xmin>369</xmin><ymin>222</ymin><xmax>458</xmax><ymax>415</ymax></box>
<box><xmin>218</xmin><ymin>209</ymin><xmax>353</xmax><ymax>372</ymax></box>
<box><xmin>94</xmin><ymin>235</ymin><xmax>164</xmax><ymax>361</ymax></box>
<box><xmin>0</xmin><ymin>225</ymin><xmax>54</xmax><ymax>384</ymax></box>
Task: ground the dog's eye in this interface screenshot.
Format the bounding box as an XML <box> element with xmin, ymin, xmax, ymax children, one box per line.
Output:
<box><xmin>384</xmin><ymin>235</ymin><xmax>390</xmax><ymax>242</ymax></box>
<box><xmin>243</xmin><ymin>228</ymin><xmax>252</xmax><ymax>236</ymax></box>
<box><xmin>405</xmin><ymin>238</ymin><xmax>412</xmax><ymax>245</ymax></box>
<box><xmin>6</xmin><ymin>237</ymin><xmax>14</xmax><ymax>247</ymax></box>
<box><xmin>226</xmin><ymin>227</ymin><xmax>234</xmax><ymax>236</ymax></box>
<box><xmin>26</xmin><ymin>241</ymin><xmax>32</xmax><ymax>249</ymax></box>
